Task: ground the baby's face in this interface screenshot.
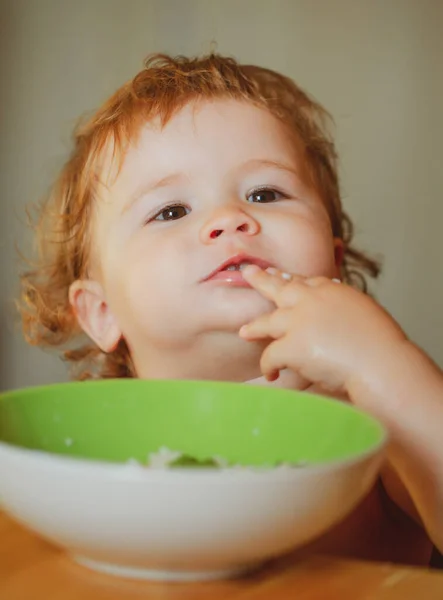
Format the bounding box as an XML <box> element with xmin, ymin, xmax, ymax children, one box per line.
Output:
<box><xmin>72</xmin><ymin>99</ymin><xmax>340</xmax><ymax>380</ymax></box>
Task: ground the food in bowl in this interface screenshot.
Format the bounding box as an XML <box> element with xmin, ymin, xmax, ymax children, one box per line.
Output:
<box><xmin>143</xmin><ymin>446</ymin><xmax>309</xmax><ymax>469</ymax></box>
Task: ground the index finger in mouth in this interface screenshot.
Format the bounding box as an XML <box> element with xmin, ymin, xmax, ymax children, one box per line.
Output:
<box><xmin>241</xmin><ymin>265</ymin><xmax>305</xmax><ymax>306</ymax></box>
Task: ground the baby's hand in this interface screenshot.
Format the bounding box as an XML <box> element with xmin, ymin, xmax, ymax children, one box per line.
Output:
<box><xmin>241</xmin><ymin>265</ymin><xmax>443</xmax><ymax>552</ymax></box>
<box><xmin>239</xmin><ymin>265</ymin><xmax>407</xmax><ymax>394</ymax></box>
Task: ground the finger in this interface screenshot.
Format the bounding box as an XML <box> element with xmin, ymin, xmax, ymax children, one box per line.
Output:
<box><xmin>264</xmin><ymin>368</ymin><xmax>281</xmax><ymax>382</ymax></box>
<box><xmin>304</xmin><ymin>276</ymin><xmax>342</xmax><ymax>288</ymax></box>
<box><xmin>242</xmin><ymin>265</ymin><xmax>305</xmax><ymax>307</ymax></box>
<box><xmin>259</xmin><ymin>336</ymin><xmax>293</xmax><ymax>381</ymax></box>
<box><xmin>259</xmin><ymin>335</ymin><xmax>310</xmax><ymax>383</ymax></box>
<box><xmin>265</xmin><ymin>267</ymin><xmax>300</xmax><ymax>282</ymax></box>
<box><xmin>241</xmin><ymin>265</ymin><xmax>286</xmax><ymax>302</ymax></box>
<box><xmin>239</xmin><ymin>309</ymin><xmax>292</xmax><ymax>341</ymax></box>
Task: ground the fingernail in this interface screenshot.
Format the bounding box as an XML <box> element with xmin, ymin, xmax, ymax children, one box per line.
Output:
<box><xmin>281</xmin><ymin>272</ymin><xmax>292</xmax><ymax>281</ymax></box>
<box><xmin>332</xmin><ymin>278</ymin><xmax>341</xmax><ymax>284</ymax></box>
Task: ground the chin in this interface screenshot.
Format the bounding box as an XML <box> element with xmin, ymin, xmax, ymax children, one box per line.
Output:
<box><xmin>203</xmin><ymin>297</ymin><xmax>274</xmax><ymax>332</ymax></box>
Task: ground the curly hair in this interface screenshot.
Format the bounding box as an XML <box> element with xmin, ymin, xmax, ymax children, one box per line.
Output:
<box><xmin>20</xmin><ymin>52</ymin><xmax>381</xmax><ymax>380</ymax></box>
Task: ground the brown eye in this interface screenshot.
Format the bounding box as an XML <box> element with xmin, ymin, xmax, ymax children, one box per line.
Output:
<box><xmin>154</xmin><ymin>205</ymin><xmax>190</xmax><ymax>221</ymax></box>
<box><xmin>247</xmin><ymin>189</ymin><xmax>284</xmax><ymax>203</ymax></box>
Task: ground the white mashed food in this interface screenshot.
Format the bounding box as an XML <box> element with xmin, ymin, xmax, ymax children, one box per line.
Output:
<box><xmin>126</xmin><ymin>446</ymin><xmax>308</xmax><ymax>470</ymax></box>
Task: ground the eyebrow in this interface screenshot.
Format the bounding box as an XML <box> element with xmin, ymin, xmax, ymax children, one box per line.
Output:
<box><xmin>239</xmin><ymin>158</ymin><xmax>301</xmax><ymax>179</ymax></box>
<box><xmin>121</xmin><ymin>158</ymin><xmax>301</xmax><ymax>215</ymax></box>
<box><xmin>122</xmin><ymin>173</ymin><xmax>187</xmax><ymax>215</ymax></box>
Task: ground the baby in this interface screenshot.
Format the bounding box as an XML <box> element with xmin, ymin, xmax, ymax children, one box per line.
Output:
<box><xmin>21</xmin><ymin>53</ymin><xmax>443</xmax><ymax>565</ymax></box>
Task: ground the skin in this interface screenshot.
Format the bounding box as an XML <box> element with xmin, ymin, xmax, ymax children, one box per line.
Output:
<box><xmin>70</xmin><ymin>98</ymin><xmax>443</xmax><ymax>564</ymax></box>
<box><xmin>241</xmin><ymin>266</ymin><xmax>443</xmax><ymax>561</ymax></box>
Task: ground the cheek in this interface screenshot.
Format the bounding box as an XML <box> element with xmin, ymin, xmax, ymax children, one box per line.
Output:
<box><xmin>275</xmin><ymin>215</ymin><xmax>336</xmax><ymax>277</ymax></box>
<box><xmin>105</xmin><ymin>236</ymin><xmax>186</xmax><ymax>330</ymax></box>
<box><xmin>123</xmin><ymin>246</ymin><xmax>173</xmax><ymax>307</ymax></box>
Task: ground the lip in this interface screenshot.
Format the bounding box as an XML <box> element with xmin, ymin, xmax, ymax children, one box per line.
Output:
<box><xmin>202</xmin><ymin>254</ymin><xmax>273</xmax><ymax>285</ymax></box>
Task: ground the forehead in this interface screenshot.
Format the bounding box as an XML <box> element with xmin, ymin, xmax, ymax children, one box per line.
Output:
<box><xmin>102</xmin><ymin>99</ymin><xmax>305</xmax><ymax>194</ymax></box>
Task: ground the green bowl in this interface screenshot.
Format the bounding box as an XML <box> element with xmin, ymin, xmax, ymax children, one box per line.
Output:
<box><xmin>0</xmin><ymin>379</ymin><xmax>386</xmax><ymax>581</ymax></box>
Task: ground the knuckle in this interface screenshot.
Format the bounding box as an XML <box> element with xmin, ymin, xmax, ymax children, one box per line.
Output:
<box><xmin>270</xmin><ymin>308</ymin><xmax>290</xmax><ymax>330</ymax></box>
<box><xmin>307</xmin><ymin>276</ymin><xmax>330</xmax><ymax>287</ymax></box>
<box><xmin>278</xmin><ymin>283</ymin><xmax>302</xmax><ymax>306</ymax></box>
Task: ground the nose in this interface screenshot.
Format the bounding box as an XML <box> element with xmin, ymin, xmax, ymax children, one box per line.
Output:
<box><xmin>200</xmin><ymin>205</ymin><xmax>260</xmax><ymax>244</ymax></box>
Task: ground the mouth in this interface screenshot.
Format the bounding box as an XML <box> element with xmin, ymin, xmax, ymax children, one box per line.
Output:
<box><xmin>203</xmin><ymin>254</ymin><xmax>273</xmax><ymax>284</ymax></box>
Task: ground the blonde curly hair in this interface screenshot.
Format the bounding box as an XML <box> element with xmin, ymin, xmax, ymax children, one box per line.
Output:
<box><xmin>20</xmin><ymin>53</ymin><xmax>380</xmax><ymax>380</ymax></box>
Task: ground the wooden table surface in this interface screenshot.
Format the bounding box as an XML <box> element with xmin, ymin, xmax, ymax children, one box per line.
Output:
<box><xmin>2</xmin><ymin>512</ymin><xmax>443</xmax><ymax>599</ymax></box>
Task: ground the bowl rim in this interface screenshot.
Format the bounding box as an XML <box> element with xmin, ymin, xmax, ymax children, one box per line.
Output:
<box><xmin>0</xmin><ymin>378</ymin><xmax>389</xmax><ymax>481</ymax></box>
<box><xmin>0</xmin><ymin>436</ymin><xmax>387</xmax><ymax>483</ymax></box>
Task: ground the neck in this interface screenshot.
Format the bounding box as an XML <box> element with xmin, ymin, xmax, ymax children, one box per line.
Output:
<box><xmin>132</xmin><ymin>334</ymin><xmax>266</xmax><ymax>382</ymax></box>
<box><xmin>131</xmin><ymin>334</ymin><xmax>312</xmax><ymax>391</ymax></box>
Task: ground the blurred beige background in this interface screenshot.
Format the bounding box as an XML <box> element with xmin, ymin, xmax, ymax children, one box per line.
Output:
<box><xmin>0</xmin><ymin>0</ymin><xmax>442</xmax><ymax>390</ymax></box>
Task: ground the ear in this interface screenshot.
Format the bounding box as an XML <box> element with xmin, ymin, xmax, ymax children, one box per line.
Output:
<box><xmin>333</xmin><ymin>238</ymin><xmax>345</xmax><ymax>276</ymax></box>
<box><xmin>69</xmin><ymin>280</ymin><xmax>122</xmax><ymax>352</ymax></box>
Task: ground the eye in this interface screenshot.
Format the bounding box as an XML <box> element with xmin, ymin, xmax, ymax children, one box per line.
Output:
<box><xmin>153</xmin><ymin>204</ymin><xmax>190</xmax><ymax>222</ymax></box>
<box><xmin>246</xmin><ymin>187</ymin><xmax>285</xmax><ymax>203</ymax></box>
